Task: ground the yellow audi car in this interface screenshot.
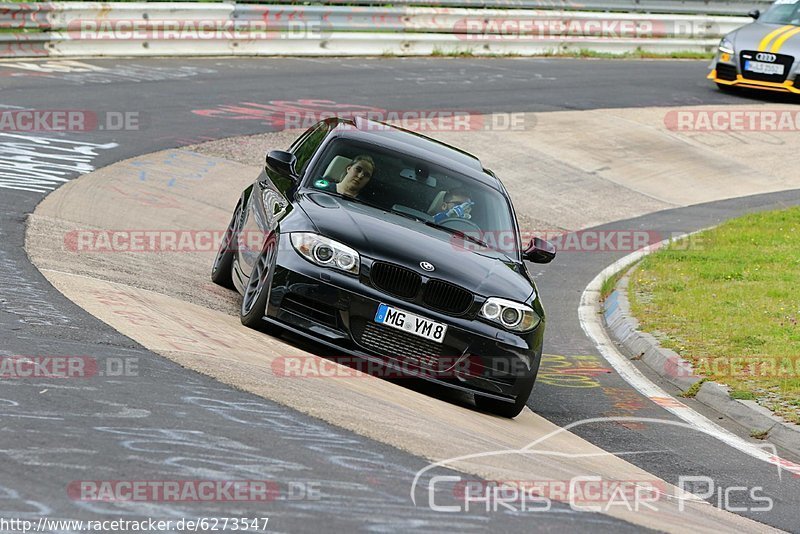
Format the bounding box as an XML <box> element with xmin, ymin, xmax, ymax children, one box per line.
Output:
<box><xmin>709</xmin><ymin>0</ymin><xmax>800</xmax><ymax>94</ymax></box>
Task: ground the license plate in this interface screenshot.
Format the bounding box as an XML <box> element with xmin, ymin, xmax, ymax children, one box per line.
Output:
<box><xmin>744</xmin><ymin>60</ymin><xmax>784</xmax><ymax>75</ymax></box>
<box><xmin>374</xmin><ymin>304</ymin><xmax>447</xmax><ymax>343</ymax></box>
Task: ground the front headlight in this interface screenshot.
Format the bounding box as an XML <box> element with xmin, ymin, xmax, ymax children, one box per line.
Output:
<box><xmin>290</xmin><ymin>233</ymin><xmax>360</xmax><ymax>275</ymax></box>
<box><xmin>480</xmin><ymin>297</ymin><xmax>541</xmax><ymax>332</ymax></box>
<box><xmin>718</xmin><ymin>37</ymin><xmax>735</xmax><ymax>55</ymax></box>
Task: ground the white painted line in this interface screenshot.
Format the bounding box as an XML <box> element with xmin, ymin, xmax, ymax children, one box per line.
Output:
<box><xmin>579</xmin><ymin>232</ymin><xmax>800</xmax><ymax>478</ymax></box>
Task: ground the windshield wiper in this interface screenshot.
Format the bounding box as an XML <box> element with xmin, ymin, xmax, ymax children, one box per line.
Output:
<box><xmin>389</xmin><ymin>207</ymin><xmax>428</xmax><ymax>223</ymax></box>
<box><xmin>423</xmin><ymin>221</ymin><xmax>517</xmax><ymax>262</ymax></box>
<box><xmin>423</xmin><ymin>221</ymin><xmax>490</xmax><ymax>248</ymax></box>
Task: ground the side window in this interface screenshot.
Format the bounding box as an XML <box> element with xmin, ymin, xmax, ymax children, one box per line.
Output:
<box><xmin>291</xmin><ymin>122</ymin><xmax>329</xmax><ymax>174</ymax></box>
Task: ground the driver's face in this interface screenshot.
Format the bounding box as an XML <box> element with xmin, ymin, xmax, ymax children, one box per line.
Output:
<box><xmin>441</xmin><ymin>195</ymin><xmax>469</xmax><ymax>211</ymax></box>
<box><xmin>343</xmin><ymin>161</ymin><xmax>373</xmax><ymax>190</ymax></box>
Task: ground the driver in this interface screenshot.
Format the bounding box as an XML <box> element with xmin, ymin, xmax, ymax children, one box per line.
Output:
<box><xmin>433</xmin><ymin>188</ymin><xmax>474</xmax><ymax>224</ymax></box>
<box><xmin>313</xmin><ymin>155</ymin><xmax>375</xmax><ymax>198</ymax></box>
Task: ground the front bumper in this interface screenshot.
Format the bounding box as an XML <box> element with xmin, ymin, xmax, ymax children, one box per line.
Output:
<box><xmin>709</xmin><ymin>51</ymin><xmax>800</xmax><ymax>94</ymax></box>
<box><xmin>264</xmin><ymin>242</ymin><xmax>544</xmax><ymax>403</ymax></box>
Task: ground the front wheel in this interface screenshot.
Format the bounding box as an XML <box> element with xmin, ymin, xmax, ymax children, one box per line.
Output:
<box><xmin>211</xmin><ymin>201</ymin><xmax>243</xmax><ymax>290</ymax></box>
<box><xmin>240</xmin><ymin>234</ymin><xmax>278</xmax><ymax>329</ymax></box>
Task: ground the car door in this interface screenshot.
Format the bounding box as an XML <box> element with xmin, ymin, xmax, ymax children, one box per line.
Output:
<box><xmin>238</xmin><ymin>121</ymin><xmax>332</xmax><ymax>277</ymax></box>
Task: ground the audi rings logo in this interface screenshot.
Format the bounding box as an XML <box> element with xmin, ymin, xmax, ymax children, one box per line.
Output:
<box><xmin>420</xmin><ymin>261</ymin><xmax>435</xmax><ymax>272</ymax></box>
<box><xmin>756</xmin><ymin>52</ymin><xmax>777</xmax><ymax>62</ymax></box>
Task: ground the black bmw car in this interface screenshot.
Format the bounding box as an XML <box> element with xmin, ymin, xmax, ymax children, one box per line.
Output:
<box><xmin>211</xmin><ymin>117</ymin><xmax>555</xmax><ymax>417</ymax></box>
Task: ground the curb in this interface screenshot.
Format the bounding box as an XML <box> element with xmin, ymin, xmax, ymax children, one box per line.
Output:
<box><xmin>603</xmin><ymin>263</ymin><xmax>800</xmax><ymax>458</ymax></box>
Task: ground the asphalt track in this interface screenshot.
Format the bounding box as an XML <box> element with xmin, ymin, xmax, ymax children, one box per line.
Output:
<box><xmin>1</xmin><ymin>57</ymin><xmax>799</xmax><ymax>532</ymax></box>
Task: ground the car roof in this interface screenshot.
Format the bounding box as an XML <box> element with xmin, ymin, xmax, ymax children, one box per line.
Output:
<box><xmin>327</xmin><ymin>117</ymin><xmax>502</xmax><ymax>190</ymax></box>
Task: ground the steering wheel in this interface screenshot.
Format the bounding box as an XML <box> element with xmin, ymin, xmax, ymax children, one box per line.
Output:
<box><xmin>436</xmin><ymin>217</ymin><xmax>482</xmax><ymax>233</ymax></box>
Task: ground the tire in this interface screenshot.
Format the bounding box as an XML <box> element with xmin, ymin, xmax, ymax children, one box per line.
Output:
<box><xmin>211</xmin><ymin>201</ymin><xmax>242</xmax><ymax>290</ymax></box>
<box><xmin>474</xmin><ymin>375</ymin><xmax>535</xmax><ymax>418</ymax></box>
<box><xmin>240</xmin><ymin>233</ymin><xmax>278</xmax><ymax>329</ymax></box>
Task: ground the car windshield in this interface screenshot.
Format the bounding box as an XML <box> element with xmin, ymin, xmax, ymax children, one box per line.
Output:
<box><xmin>761</xmin><ymin>0</ymin><xmax>800</xmax><ymax>25</ymax></box>
<box><xmin>304</xmin><ymin>138</ymin><xmax>519</xmax><ymax>256</ymax></box>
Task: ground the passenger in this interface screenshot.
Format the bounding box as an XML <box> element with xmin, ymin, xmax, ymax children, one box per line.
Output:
<box><xmin>433</xmin><ymin>188</ymin><xmax>474</xmax><ymax>223</ymax></box>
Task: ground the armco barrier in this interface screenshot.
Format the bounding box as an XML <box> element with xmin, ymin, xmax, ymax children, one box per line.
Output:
<box><xmin>0</xmin><ymin>2</ymin><xmax>753</xmax><ymax>58</ymax></box>
<box><xmin>271</xmin><ymin>0</ymin><xmax>774</xmax><ymax>16</ymax></box>
<box><xmin>233</xmin><ymin>6</ymin><xmax>746</xmax><ymax>37</ymax></box>
<box><xmin>41</xmin><ymin>32</ymin><xmax>721</xmax><ymax>56</ymax></box>
<box><xmin>0</xmin><ymin>33</ymin><xmax>51</xmax><ymax>57</ymax></box>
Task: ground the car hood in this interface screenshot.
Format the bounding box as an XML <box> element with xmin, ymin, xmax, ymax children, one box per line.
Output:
<box><xmin>729</xmin><ymin>22</ymin><xmax>800</xmax><ymax>52</ymax></box>
<box><xmin>297</xmin><ymin>192</ymin><xmax>534</xmax><ymax>301</ymax></box>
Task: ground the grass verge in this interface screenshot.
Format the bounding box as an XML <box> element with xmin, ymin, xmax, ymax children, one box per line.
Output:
<box><xmin>385</xmin><ymin>47</ymin><xmax>712</xmax><ymax>59</ymax></box>
<box><xmin>600</xmin><ymin>267</ymin><xmax>627</xmax><ymax>301</ymax></box>
<box><xmin>628</xmin><ymin>207</ymin><xmax>800</xmax><ymax>424</ymax></box>
<box><xmin>560</xmin><ymin>47</ymin><xmax>714</xmax><ymax>60</ymax></box>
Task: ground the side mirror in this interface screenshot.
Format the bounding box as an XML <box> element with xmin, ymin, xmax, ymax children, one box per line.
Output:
<box><xmin>748</xmin><ymin>8</ymin><xmax>760</xmax><ymax>19</ymax></box>
<box><xmin>265</xmin><ymin>150</ymin><xmax>299</xmax><ymax>182</ymax></box>
<box><xmin>523</xmin><ymin>237</ymin><xmax>556</xmax><ymax>264</ymax></box>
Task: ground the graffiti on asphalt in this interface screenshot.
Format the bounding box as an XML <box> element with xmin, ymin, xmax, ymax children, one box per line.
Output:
<box><xmin>0</xmin><ymin>133</ymin><xmax>117</xmax><ymax>193</ymax></box>
<box><xmin>191</xmin><ymin>99</ymin><xmax>384</xmax><ymax>130</ymax></box>
<box><xmin>537</xmin><ymin>354</ymin><xmax>612</xmax><ymax>388</ymax></box>
<box><xmin>0</xmin><ymin>60</ymin><xmax>216</xmax><ymax>85</ymax></box>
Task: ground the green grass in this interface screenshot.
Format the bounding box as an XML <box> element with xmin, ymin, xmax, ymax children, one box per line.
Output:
<box><xmin>600</xmin><ymin>268</ymin><xmax>627</xmax><ymax>301</ymax></box>
<box><xmin>0</xmin><ymin>27</ymin><xmax>49</xmax><ymax>33</ymax></box>
<box><xmin>431</xmin><ymin>47</ymin><xmax>475</xmax><ymax>57</ymax></box>
<box><xmin>629</xmin><ymin>207</ymin><xmax>800</xmax><ymax>424</ymax></box>
<box><xmin>383</xmin><ymin>47</ymin><xmax>712</xmax><ymax>60</ymax></box>
<box><xmin>679</xmin><ymin>378</ymin><xmax>708</xmax><ymax>398</ymax></box>
<box><xmin>557</xmin><ymin>47</ymin><xmax>714</xmax><ymax>60</ymax></box>
<box><xmin>396</xmin><ymin>47</ymin><xmax>712</xmax><ymax>60</ymax></box>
